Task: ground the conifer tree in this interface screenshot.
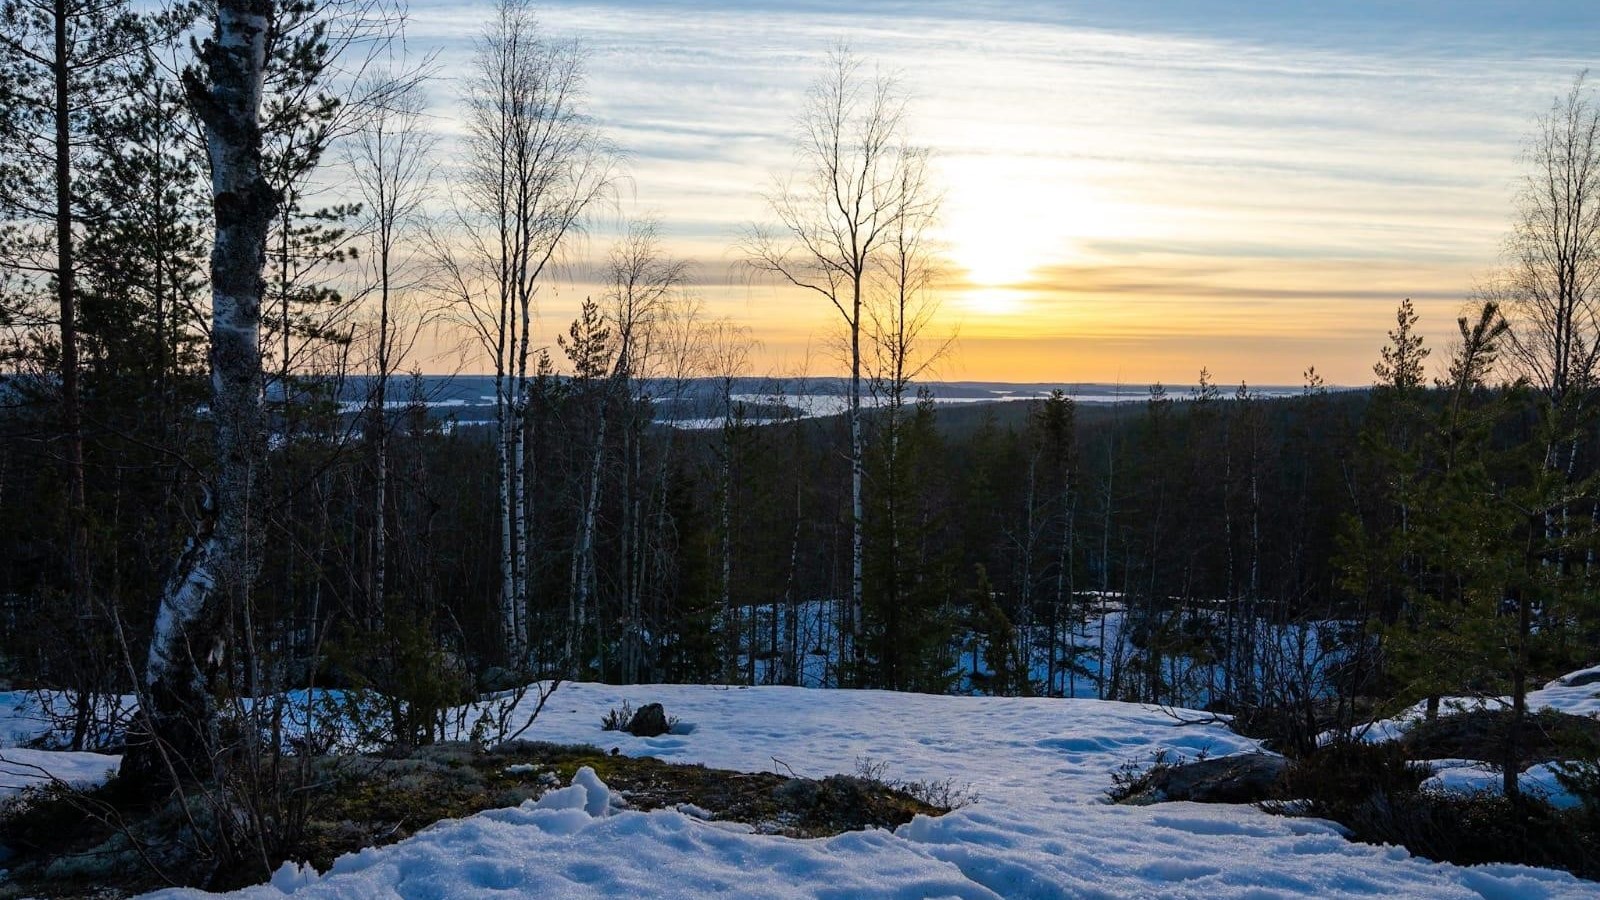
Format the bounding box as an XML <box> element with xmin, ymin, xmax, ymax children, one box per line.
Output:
<box><xmin>1340</xmin><ymin>299</ymin><xmax>1433</xmax><ymax>707</ymax></box>
<box><xmin>0</xmin><ymin>0</ymin><xmax>181</xmax><ymax>748</ymax></box>
<box><xmin>1034</xmin><ymin>389</ymin><xmax>1077</xmax><ymax>696</ymax></box>
<box><xmin>864</xmin><ymin>389</ymin><xmax>955</xmax><ymax>691</ymax></box>
<box><xmin>1384</xmin><ymin>303</ymin><xmax>1510</xmax><ymax>724</ymax></box>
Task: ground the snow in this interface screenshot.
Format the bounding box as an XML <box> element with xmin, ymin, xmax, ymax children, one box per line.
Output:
<box><xmin>1335</xmin><ymin>696</ymin><xmax>1501</xmax><ymax>746</ymax></box>
<box><xmin>1422</xmin><ymin>760</ymin><xmax>1581</xmax><ymax>810</ymax></box>
<box><xmin>0</xmin><ymin>688</ymin><xmax>379</xmax><ymax>801</ymax></box>
<box><xmin>0</xmin><ymin>747</ymin><xmax>121</xmax><ymax>797</ymax></box>
<box><xmin>145</xmin><ymin>683</ymin><xmax>1596</xmax><ymax>899</ymax></box>
<box><xmin>0</xmin><ymin>690</ymin><xmax>134</xmax><ymax>749</ymax></box>
<box><xmin>1529</xmin><ymin>669</ymin><xmax>1600</xmax><ymax>719</ymax></box>
<box><xmin>0</xmin><ymin>691</ymin><xmax>128</xmax><ymax>798</ymax></box>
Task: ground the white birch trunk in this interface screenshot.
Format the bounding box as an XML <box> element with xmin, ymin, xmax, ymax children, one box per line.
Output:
<box><xmin>134</xmin><ymin>0</ymin><xmax>271</xmax><ymax>784</ymax></box>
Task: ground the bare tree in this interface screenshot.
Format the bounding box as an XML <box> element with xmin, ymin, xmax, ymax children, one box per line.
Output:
<box><xmin>1486</xmin><ymin>73</ymin><xmax>1600</xmax><ymax>802</ymax></box>
<box><xmin>1500</xmin><ymin>72</ymin><xmax>1600</xmax><ymax>411</ymax></box>
<box><xmin>597</xmin><ymin>219</ymin><xmax>687</xmax><ymax>680</ymax></box>
<box><xmin>438</xmin><ymin>0</ymin><xmax>616</xmax><ymax>667</ymax></box>
<box><xmin>348</xmin><ymin>63</ymin><xmax>437</xmax><ymax>631</ymax></box>
<box><xmin>864</xmin><ymin>146</ymin><xmax>949</xmax><ymax>685</ymax></box>
<box><xmin>867</xmin><ymin>147</ymin><xmax>949</xmax><ymax>423</ymax></box>
<box><xmin>745</xmin><ymin>47</ymin><xmax>926</xmax><ymax>682</ymax></box>
<box><xmin>628</xmin><ymin>293</ymin><xmax>705</xmax><ymax>680</ymax></box>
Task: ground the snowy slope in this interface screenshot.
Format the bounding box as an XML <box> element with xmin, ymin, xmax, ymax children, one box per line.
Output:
<box><xmin>146</xmin><ymin>683</ymin><xmax>1595</xmax><ymax>899</ymax></box>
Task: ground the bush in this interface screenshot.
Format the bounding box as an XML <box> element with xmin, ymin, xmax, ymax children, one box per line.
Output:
<box><xmin>1106</xmin><ymin>748</ymin><xmax>1201</xmax><ymax>804</ymax></box>
<box><xmin>854</xmin><ymin>756</ymin><xmax>978</xmax><ymax>810</ymax></box>
<box><xmin>600</xmin><ymin>701</ymin><xmax>635</xmax><ymax>732</ymax></box>
<box><xmin>1280</xmin><ymin>739</ymin><xmax>1428</xmax><ymax>820</ymax></box>
<box><xmin>1273</xmin><ymin>738</ymin><xmax>1600</xmax><ymax>881</ymax></box>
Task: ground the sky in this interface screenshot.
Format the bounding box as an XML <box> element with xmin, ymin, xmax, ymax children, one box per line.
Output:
<box><xmin>400</xmin><ymin>0</ymin><xmax>1599</xmax><ymax>385</ymax></box>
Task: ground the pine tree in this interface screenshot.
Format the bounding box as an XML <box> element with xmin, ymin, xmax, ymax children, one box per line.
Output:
<box><xmin>1340</xmin><ymin>298</ymin><xmax>1433</xmax><ymax>683</ymax></box>
<box><xmin>0</xmin><ymin>0</ymin><xmax>180</xmax><ymax>749</ymax></box>
<box><xmin>1384</xmin><ymin>303</ymin><xmax>1510</xmax><ymax>724</ymax></box>
<box><xmin>1373</xmin><ymin>297</ymin><xmax>1429</xmax><ymax>391</ymax></box>
<box><xmin>1033</xmin><ymin>389</ymin><xmax>1078</xmax><ymax>696</ymax></box>
<box><xmin>864</xmin><ymin>388</ymin><xmax>956</xmax><ymax>692</ymax></box>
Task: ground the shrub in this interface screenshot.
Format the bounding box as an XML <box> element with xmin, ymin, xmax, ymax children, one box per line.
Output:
<box><xmin>1272</xmin><ymin>738</ymin><xmax>1600</xmax><ymax>881</ymax></box>
<box><xmin>600</xmin><ymin>701</ymin><xmax>635</xmax><ymax>732</ymax></box>
<box><xmin>1280</xmin><ymin>739</ymin><xmax>1428</xmax><ymax>820</ymax></box>
<box><xmin>853</xmin><ymin>756</ymin><xmax>978</xmax><ymax>810</ymax></box>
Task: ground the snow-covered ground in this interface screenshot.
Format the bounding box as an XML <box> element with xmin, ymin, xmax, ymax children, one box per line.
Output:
<box><xmin>1422</xmin><ymin>760</ymin><xmax>1580</xmax><ymax>809</ymax></box>
<box><xmin>4</xmin><ymin>665</ymin><xmax>1599</xmax><ymax>897</ymax></box>
<box><xmin>1321</xmin><ymin>666</ymin><xmax>1600</xmax><ymax>810</ymax></box>
<box><xmin>116</xmin><ymin>683</ymin><xmax>1594</xmax><ymax>899</ymax></box>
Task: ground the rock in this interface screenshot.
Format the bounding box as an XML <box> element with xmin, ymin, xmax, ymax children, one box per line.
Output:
<box><xmin>477</xmin><ymin>666</ymin><xmax>522</xmax><ymax>693</ymax></box>
<box><xmin>1140</xmin><ymin>753</ymin><xmax>1288</xmax><ymax>804</ymax></box>
<box><xmin>626</xmin><ymin>702</ymin><xmax>671</xmax><ymax>737</ymax></box>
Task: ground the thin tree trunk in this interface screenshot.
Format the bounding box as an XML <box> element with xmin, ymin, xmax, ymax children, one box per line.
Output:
<box><xmin>720</xmin><ymin>405</ymin><xmax>735</xmax><ymax>684</ymax></box>
<box><xmin>849</xmin><ymin>282</ymin><xmax>864</xmax><ymax>687</ymax></box>
<box><xmin>574</xmin><ymin>404</ymin><xmax>606</xmax><ymax>675</ymax></box>
<box><xmin>52</xmin><ymin>0</ymin><xmax>94</xmax><ymax>752</ymax></box>
<box><xmin>372</xmin><ymin>230</ymin><xmax>390</xmax><ymax>631</ymax></box>
<box><xmin>497</xmin><ymin>372</ymin><xmax>518</xmax><ymax>661</ymax></box>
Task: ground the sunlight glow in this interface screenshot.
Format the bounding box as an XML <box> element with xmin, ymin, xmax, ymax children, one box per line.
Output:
<box><xmin>937</xmin><ymin>155</ymin><xmax>1109</xmax><ymax>289</ymax></box>
<box><xmin>960</xmin><ymin>287</ymin><xmax>1029</xmax><ymax>316</ymax></box>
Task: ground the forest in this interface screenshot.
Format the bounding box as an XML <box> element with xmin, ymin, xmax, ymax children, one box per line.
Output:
<box><xmin>1</xmin><ymin>0</ymin><xmax>1600</xmax><ymax>895</ymax></box>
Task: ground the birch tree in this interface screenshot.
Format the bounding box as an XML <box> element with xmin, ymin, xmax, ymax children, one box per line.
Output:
<box><xmin>704</xmin><ymin>318</ymin><xmax>753</xmax><ymax>683</ymax></box>
<box><xmin>1482</xmin><ymin>73</ymin><xmax>1600</xmax><ymax>799</ymax></box>
<box><xmin>130</xmin><ymin>0</ymin><xmax>274</xmax><ymax>785</ymax></box>
<box><xmin>440</xmin><ymin>0</ymin><xmax>615</xmax><ymax>668</ymax></box>
<box><xmin>1501</xmin><ymin>73</ymin><xmax>1600</xmax><ymax>410</ymax></box>
<box><xmin>598</xmin><ymin>220</ymin><xmax>686</xmax><ymax>679</ymax></box>
<box><xmin>349</xmin><ymin>67</ymin><xmax>435</xmax><ymax>631</ymax></box>
<box><xmin>863</xmin><ymin>146</ymin><xmax>949</xmax><ymax>687</ymax></box>
<box><xmin>746</xmin><ymin>48</ymin><xmax>925</xmax><ymax>683</ymax></box>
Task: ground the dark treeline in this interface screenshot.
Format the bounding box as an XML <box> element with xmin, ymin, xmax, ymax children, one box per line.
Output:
<box><xmin>0</xmin><ymin>0</ymin><xmax>1598</xmax><ymax>828</ymax></box>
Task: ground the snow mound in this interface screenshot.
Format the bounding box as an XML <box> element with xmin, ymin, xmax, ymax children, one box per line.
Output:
<box><xmin>532</xmin><ymin>765</ymin><xmax>616</xmax><ymax>818</ymax></box>
<box><xmin>1323</xmin><ymin>660</ymin><xmax>1600</xmax><ymax>748</ymax></box>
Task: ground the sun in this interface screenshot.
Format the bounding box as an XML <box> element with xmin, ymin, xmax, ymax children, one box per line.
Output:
<box><xmin>938</xmin><ymin>154</ymin><xmax>1078</xmax><ymax>289</ymax></box>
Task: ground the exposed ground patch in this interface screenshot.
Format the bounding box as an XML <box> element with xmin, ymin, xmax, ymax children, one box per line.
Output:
<box><xmin>0</xmin><ymin>741</ymin><xmax>947</xmax><ymax>898</ymax></box>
